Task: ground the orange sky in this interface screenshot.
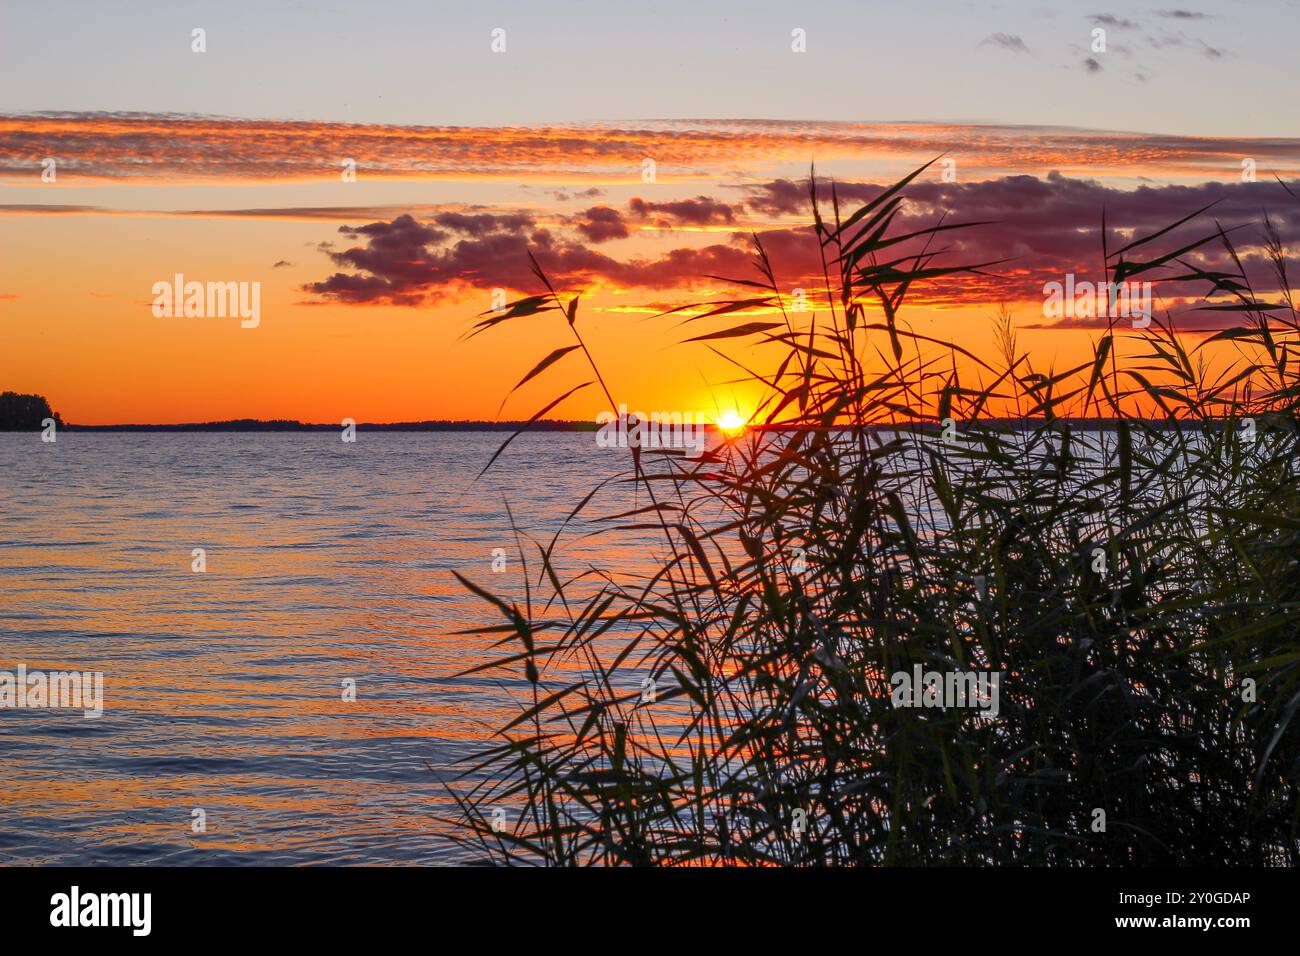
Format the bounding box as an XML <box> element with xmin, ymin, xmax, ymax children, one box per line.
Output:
<box><xmin>3</xmin><ymin>117</ymin><xmax>1297</xmax><ymax>425</ymax></box>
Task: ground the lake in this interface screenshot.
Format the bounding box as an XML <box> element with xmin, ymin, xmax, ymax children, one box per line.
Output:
<box><xmin>0</xmin><ymin>431</ymin><xmax>672</xmax><ymax>864</ymax></box>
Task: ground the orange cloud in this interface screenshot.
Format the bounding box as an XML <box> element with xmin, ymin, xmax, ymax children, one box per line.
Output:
<box><xmin>4</xmin><ymin>113</ymin><xmax>1300</xmax><ymax>184</ymax></box>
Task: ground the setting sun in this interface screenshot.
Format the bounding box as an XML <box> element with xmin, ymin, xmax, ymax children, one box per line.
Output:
<box><xmin>717</xmin><ymin>411</ymin><xmax>746</xmax><ymax>433</ymax></box>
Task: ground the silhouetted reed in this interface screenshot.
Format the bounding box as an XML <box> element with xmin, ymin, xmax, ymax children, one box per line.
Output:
<box><xmin>447</xmin><ymin>161</ymin><xmax>1300</xmax><ymax>865</ymax></box>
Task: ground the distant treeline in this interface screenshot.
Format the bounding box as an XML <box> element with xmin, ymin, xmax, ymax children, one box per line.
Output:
<box><xmin>69</xmin><ymin>418</ymin><xmax>1263</xmax><ymax>433</ymax></box>
<box><xmin>63</xmin><ymin>419</ymin><xmax>602</xmax><ymax>432</ymax></box>
<box><xmin>0</xmin><ymin>392</ymin><xmax>61</xmax><ymax>430</ymax></box>
<box><xmin>10</xmin><ymin>411</ymin><xmax>1242</xmax><ymax>433</ymax></box>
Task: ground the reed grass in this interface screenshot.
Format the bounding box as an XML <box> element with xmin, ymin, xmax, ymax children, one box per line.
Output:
<box><xmin>446</xmin><ymin>161</ymin><xmax>1300</xmax><ymax>865</ymax></box>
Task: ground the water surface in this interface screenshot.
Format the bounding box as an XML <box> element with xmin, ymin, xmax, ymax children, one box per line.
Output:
<box><xmin>0</xmin><ymin>432</ymin><xmax>661</xmax><ymax>864</ymax></box>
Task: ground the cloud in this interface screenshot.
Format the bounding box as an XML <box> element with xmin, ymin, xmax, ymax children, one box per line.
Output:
<box><xmin>272</xmin><ymin>260</ymin><xmax>292</xmax><ymax>268</ymax></box>
<box><xmin>743</xmin><ymin>180</ymin><xmax>863</xmax><ymax>217</ymax></box>
<box><xmin>1087</xmin><ymin>14</ymin><xmax>1139</xmax><ymax>28</ymax></box>
<box><xmin>979</xmin><ymin>33</ymin><xmax>1031</xmax><ymax>54</ymax></box>
<box><xmin>1143</xmin><ymin>21</ymin><xmax>1229</xmax><ymax>57</ymax></box>
<box><xmin>574</xmin><ymin>206</ymin><xmax>629</xmax><ymax>242</ymax></box>
<box><xmin>307</xmin><ymin>211</ymin><xmax>557</xmax><ymax>302</ymax></box>
<box><xmin>1083</xmin><ymin>56</ymin><xmax>1104</xmax><ymax>73</ymax></box>
<box><xmin>7</xmin><ymin>113</ymin><xmax>1299</xmax><ymax>185</ymax></box>
<box><xmin>0</xmin><ymin>204</ymin><xmax>101</xmax><ymax>213</ymax></box>
<box><xmin>1147</xmin><ymin>32</ymin><xmax>1187</xmax><ymax>48</ymax></box>
<box><xmin>431</xmin><ymin>211</ymin><xmax>535</xmax><ymax>237</ymax></box>
<box><xmin>180</xmin><ymin>206</ymin><xmax>430</xmax><ymax>220</ymax></box>
<box><xmin>303</xmin><ymin>212</ymin><xmax>755</xmax><ymax>305</ymax></box>
<box><xmin>303</xmin><ymin>175</ymin><xmax>1300</xmax><ymax>322</ymax></box>
<box><xmin>551</xmin><ymin>187</ymin><xmax>605</xmax><ymax>202</ymax></box>
<box><xmin>628</xmin><ymin>196</ymin><xmax>737</xmax><ymax>227</ymax></box>
<box><xmin>1155</xmin><ymin>9</ymin><xmax>1211</xmax><ymax>19</ymax></box>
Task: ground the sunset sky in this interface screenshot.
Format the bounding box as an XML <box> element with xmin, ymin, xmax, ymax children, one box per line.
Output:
<box><xmin>2</xmin><ymin>1</ymin><xmax>1299</xmax><ymax>424</ymax></box>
